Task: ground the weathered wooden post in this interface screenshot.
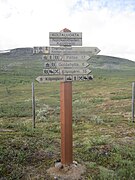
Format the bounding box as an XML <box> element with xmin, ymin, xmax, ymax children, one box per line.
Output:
<box><xmin>60</xmin><ymin>81</ymin><xmax>73</xmax><ymax>164</ymax></box>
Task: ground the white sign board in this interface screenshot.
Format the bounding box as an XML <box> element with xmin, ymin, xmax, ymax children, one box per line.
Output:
<box><xmin>36</xmin><ymin>75</ymin><xmax>65</xmax><ymax>82</ymax></box>
<box><xmin>33</xmin><ymin>46</ymin><xmax>100</xmax><ymax>55</ymax></box>
<box><xmin>44</xmin><ymin>61</ymin><xmax>89</xmax><ymax>68</ymax></box>
<box><xmin>43</xmin><ymin>46</ymin><xmax>100</xmax><ymax>55</ymax></box>
<box><xmin>49</xmin><ymin>32</ymin><xmax>82</xmax><ymax>38</ymax></box>
<box><xmin>50</xmin><ymin>47</ymin><xmax>100</xmax><ymax>55</ymax></box>
<box><xmin>43</xmin><ymin>68</ymin><xmax>91</xmax><ymax>75</ymax></box>
<box><xmin>49</xmin><ymin>38</ymin><xmax>82</xmax><ymax>46</ymax></box>
<box><xmin>36</xmin><ymin>74</ymin><xmax>93</xmax><ymax>83</ymax></box>
<box><xmin>42</xmin><ymin>54</ymin><xmax>90</xmax><ymax>61</ymax></box>
<box><xmin>49</xmin><ymin>32</ymin><xmax>82</xmax><ymax>46</ymax></box>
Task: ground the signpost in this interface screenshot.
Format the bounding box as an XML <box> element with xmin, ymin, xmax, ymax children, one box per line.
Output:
<box><xmin>36</xmin><ymin>28</ymin><xmax>100</xmax><ymax>166</ymax></box>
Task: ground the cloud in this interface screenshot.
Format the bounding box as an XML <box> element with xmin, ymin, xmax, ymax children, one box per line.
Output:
<box><xmin>0</xmin><ymin>0</ymin><xmax>135</xmax><ymax>60</ymax></box>
<box><xmin>69</xmin><ymin>0</ymin><xmax>135</xmax><ymax>60</ymax></box>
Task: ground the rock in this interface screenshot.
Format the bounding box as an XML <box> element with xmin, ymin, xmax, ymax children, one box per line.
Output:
<box><xmin>55</xmin><ymin>162</ymin><xmax>63</xmax><ymax>169</ymax></box>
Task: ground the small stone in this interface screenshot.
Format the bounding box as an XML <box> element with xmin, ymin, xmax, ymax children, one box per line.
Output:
<box><xmin>55</xmin><ymin>162</ymin><xmax>63</xmax><ymax>169</ymax></box>
<box><xmin>54</xmin><ymin>176</ymin><xmax>58</xmax><ymax>180</ymax></box>
<box><xmin>73</xmin><ymin>161</ymin><xmax>78</xmax><ymax>165</ymax></box>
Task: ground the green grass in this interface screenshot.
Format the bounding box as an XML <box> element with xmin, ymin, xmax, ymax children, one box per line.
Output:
<box><xmin>0</xmin><ymin>53</ymin><xmax>135</xmax><ymax>179</ymax></box>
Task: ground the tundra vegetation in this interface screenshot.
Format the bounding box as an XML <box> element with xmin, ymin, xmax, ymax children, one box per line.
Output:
<box><xmin>0</xmin><ymin>52</ymin><xmax>135</xmax><ymax>179</ymax></box>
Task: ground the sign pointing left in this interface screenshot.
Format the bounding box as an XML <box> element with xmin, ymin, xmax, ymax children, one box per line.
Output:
<box><xmin>36</xmin><ymin>75</ymin><xmax>93</xmax><ymax>83</ymax></box>
<box><xmin>36</xmin><ymin>75</ymin><xmax>65</xmax><ymax>82</ymax></box>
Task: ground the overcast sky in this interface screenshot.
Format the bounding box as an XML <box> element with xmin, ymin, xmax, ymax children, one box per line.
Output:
<box><xmin>0</xmin><ymin>0</ymin><xmax>135</xmax><ymax>61</ymax></box>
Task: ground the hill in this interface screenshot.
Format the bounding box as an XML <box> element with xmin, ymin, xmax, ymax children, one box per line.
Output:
<box><xmin>89</xmin><ymin>55</ymin><xmax>135</xmax><ymax>70</ymax></box>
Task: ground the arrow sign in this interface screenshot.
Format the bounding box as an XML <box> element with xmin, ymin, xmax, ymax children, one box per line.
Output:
<box><xmin>36</xmin><ymin>74</ymin><xmax>93</xmax><ymax>83</ymax></box>
<box><xmin>49</xmin><ymin>46</ymin><xmax>100</xmax><ymax>55</ymax></box>
<box><xmin>44</xmin><ymin>61</ymin><xmax>89</xmax><ymax>68</ymax></box>
<box><xmin>43</xmin><ymin>68</ymin><xmax>91</xmax><ymax>75</ymax></box>
<box><xmin>36</xmin><ymin>75</ymin><xmax>65</xmax><ymax>82</ymax></box>
<box><xmin>34</xmin><ymin>46</ymin><xmax>100</xmax><ymax>55</ymax></box>
<box><xmin>42</xmin><ymin>54</ymin><xmax>90</xmax><ymax>61</ymax></box>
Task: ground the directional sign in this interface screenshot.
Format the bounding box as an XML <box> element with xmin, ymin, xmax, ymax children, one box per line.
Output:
<box><xmin>49</xmin><ymin>46</ymin><xmax>100</xmax><ymax>55</ymax></box>
<box><xmin>43</xmin><ymin>68</ymin><xmax>91</xmax><ymax>75</ymax></box>
<box><xmin>36</xmin><ymin>30</ymin><xmax>100</xmax><ymax>82</ymax></box>
<box><xmin>36</xmin><ymin>75</ymin><xmax>65</xmax><ymax>82</ymax></box>
<box><xmin>42</xmin><ymin>54</ymin><xmax>90</xmax><ymax>61</ymax></box>
<box><xmin>49</xmin><ymin>38</ymin><xmax>82</xmax><ymax>46</ymax></box>
<box><xmin>36</xmin><ymin>74</ymin><xmax>93</xmax><ymax>83</ymax></box>
<box><xmin>44</xmin><ymin>61</ymin><xmax>89</xmax><ymax>68</ymax></box>
<box><xmin>34</xmin><ymin>46</ymin><xmax>100</xmax><ymax>55</ymax></box>
<box><xmin>59</xmin><ymin>68</ymin><xmax>91</xmax><ymax>75</ymax></box>
<box><xmin>49</xmin><ymin>32</ymin><xmax>82</xmax><ymax>46</ymax></box>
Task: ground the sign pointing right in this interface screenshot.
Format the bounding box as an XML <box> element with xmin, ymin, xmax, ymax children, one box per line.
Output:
<box><xmin>34</xmin><ymin>46</ymin><xmax>100</xmax><ymax>56</ymax></box>
<box><xmin>42</xmin><ymin>54</ymin><xmax>90</xmax><ymax>61</ymax></box>
<box><xmin>44</xmin><ymin>61</ymin><xmax>89</xmax><ymax>68</ymax></box>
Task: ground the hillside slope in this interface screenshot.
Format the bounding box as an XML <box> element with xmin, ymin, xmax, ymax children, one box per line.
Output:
<box><xmin>89</xmin><ymin>55</ymin><xmax>135</xmax><ymax>70</ymax></box>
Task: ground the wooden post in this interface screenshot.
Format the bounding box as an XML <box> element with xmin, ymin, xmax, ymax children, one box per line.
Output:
<box><xmin>32</xmin><ymin>82</ymin><xmax>36</xmax><ymax>128</ymax></box>
<box><xmin>60</xmin><ymin>81</ymin><xmax>73</xmax><ymax>165</ymax></box>
<box><xmin>132</xmin><ymin>82</ymin><xmax>135</xmax><ymax>122</ymax></box>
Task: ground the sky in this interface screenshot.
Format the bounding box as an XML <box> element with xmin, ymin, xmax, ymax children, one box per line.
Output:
<box><xmin>0</xmin><ymin>0</ymin><xmax>135</xmax><ymax>61</ymax></box>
